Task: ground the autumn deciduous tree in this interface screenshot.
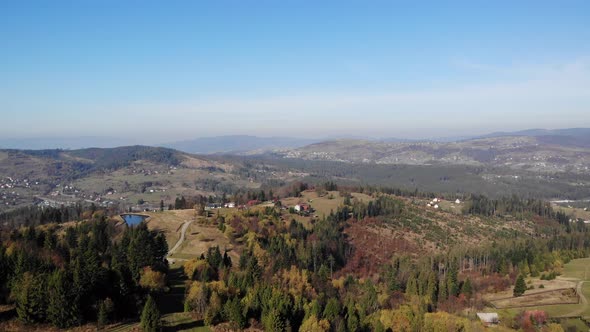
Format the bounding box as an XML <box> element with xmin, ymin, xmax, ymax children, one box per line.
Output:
<box><xmin>300</xmin><ymin>315</ymin><xmax>330</xmax><ymax>332</ymax></box>
<box><xmin>423</xmin><ymin>311</ymin><xmax>470</xmax><ymax>332</ymax></box>
<box><xmin>139</xmin><ymin>267</ymin><xmax>166</xmax><ymax>292</ymax></box>
<box><xmin>185</xmin><ymin>281</ymin><xmax>209</xmax><ymax>318</ymax></box>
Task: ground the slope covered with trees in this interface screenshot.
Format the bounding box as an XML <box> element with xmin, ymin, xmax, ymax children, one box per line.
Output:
<box><xmin>0</xmin><ymin>216</ymin><xmax>168</xmax><ymax>329</ymax></box>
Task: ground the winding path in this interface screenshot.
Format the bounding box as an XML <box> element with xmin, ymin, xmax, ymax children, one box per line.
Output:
<box><xmin>556</xmin><ymin>264</ymin><xmax>590</xmax><ymax>318</ymax></box>
<box><xmin>167</xmin><ymin>219</ymin><xmax>193</xmax><ymax>262</ymax></box>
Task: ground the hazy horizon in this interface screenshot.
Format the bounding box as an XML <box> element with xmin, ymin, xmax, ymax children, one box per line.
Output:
<box><xmin>2</xmin><ymin>126</ymin><xmax>590</xmax><ymax>151</ymax></box>
<box><xmin>2</xmin><ymin>2</ymin><xmax>589</xmax><ymax>140</ymax></box>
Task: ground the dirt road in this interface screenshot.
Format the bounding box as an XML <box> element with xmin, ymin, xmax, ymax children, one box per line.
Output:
<box><xmin>167</xmin><ymin>219</ymin><xmax>192</xmax><ymax>262</ymax></box>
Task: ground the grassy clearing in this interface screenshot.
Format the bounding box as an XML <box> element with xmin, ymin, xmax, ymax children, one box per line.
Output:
<box><xmin>487</xmin><ymin>258</ymin><xmax>590</xmax><ymax>320</ymax></box>
<box><xmin>436</xmin><ymin>199</ymin><xmax>464</xmax><ymax>214</ymax></box>
<box><xmin>554</xmin><ymin>205</ymin><xmax>590</xmax><ymax>221</ymax></box>
<box><xmin>145</xmin><ymin>209</ymin><xmax>197</xmax><ymax>247</ymax></box>
<box><xmin>161</xmin><ymin>313</ymin><xmax>211</xmax><ymax>332</ymax></box>
<box><xmin>176</xmin><ymin>223</ymin><xmax>238</xmax><ymax>263</ymax></box>
<box><xmin>492</xmin><ymin>289</ymin><xmax>578</xmax><ymax>308</ymax></box>
<box><xmin>558</xmin><ymin>318</ymin><xmax>589</xmax><ymax>331</ymax></box>
<box><xmin>562</xmin><ymin>257</ymin><xmax>590</xmax><ymax>281</ymax></box>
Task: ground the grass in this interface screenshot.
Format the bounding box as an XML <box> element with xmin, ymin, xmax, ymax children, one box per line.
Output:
<box><xmin>491</xmin><ymin>258</ymin><xmax>590</xmax><ymax>320</ymax></box>
<box><xmin>562</xmin><ymin>257</ymin><xmax>590</xmax><ymax>281</ymax></box>
<box><xmin>106</xmin><ymin>266</ymin><xmax>211</xmax><ymax>332</ymax></box>
<box><xmin>145</xmin><ymin>209</ymin><xmax>196</xmax><ymax>246</ymax></box>
<box><xmin>161</xmin><ymin>313</ymin><xmax>211</xmax><ymax>332</ymax></box>
<box><xmin>559</xmin><ymin>318</ymin><xmax>589</xmax><ymax>331</ymax></box>
<box><xmin>554</xmin><ymin>205</ymin><xmax>590</xmax><ymax>221</ymax></box>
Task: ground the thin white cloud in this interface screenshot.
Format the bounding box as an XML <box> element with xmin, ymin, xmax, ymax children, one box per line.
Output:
<box><xmin>2</xmin><ymin>58</ymin><xmax>589</xmax><ymax>139</ymax></box>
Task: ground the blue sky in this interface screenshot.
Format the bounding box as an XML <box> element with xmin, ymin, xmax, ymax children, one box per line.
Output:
<box><xmin>1</xmin><ymin>1</ymin><xmax>589</xmax><ymax>142</ymax></box>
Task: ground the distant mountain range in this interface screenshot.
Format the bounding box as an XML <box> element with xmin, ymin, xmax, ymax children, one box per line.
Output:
<box><xmin>478</xmin><ymin>128</ymin><xmax>590</xmax><ymax>139</ymax></box>
<box><xmin>2</xmin><ymin>128</ymin><xmax>590</xmax><ymax>154</ymax></box>
<box><xmin>161</xmin><ymin>135</ymin><xmax>320</xmax><ymax>154</ymax></box>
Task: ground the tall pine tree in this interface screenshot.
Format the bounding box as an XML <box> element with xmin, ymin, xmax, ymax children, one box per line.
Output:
<box><xmin>47</xmin><ymin>269</ymin><xmax>79</xmax><ymax>328</ymax></box>
<box><xmin>140</xmin><ymin>295</ymin><xmax>161</xmax><ymax>332</ymax></box>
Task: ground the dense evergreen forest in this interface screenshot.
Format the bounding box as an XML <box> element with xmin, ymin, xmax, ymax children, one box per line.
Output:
<box><xmin>0</xmin><ymin>217</ymin><xmax>168</xmax><ymax>329</ymax></box>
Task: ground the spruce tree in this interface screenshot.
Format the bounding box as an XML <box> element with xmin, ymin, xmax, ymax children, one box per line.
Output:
<box><xmin>461</xmin><ymin>278</ymin><xmax>473</xmax><ymax>299</ymax></box>
<box><xmin>140</xmin><ymin>295</ymin><xmax>161</xmax><ymax>332</ymax></box>
<box><xmin>438</xmin><ymin>278</ymin><xmax>448</xmax><ymax>302</ymax></box>
<box><xmin>47</xmin><ymin>270</ymin><xmax>79</xmax><ymax>328</ymax></box>
<box><xmin>513</xmin><ymin>274</ymin><xmax>526</xmax><ymax>297</ymax></box>
<box><xmin>15</xmin><ymin>272</ymin><xmax>48</xmax><ymax>324</ymax></box>
<box><xmin>97</xmin><ymin>300</ymin><xmax>109</xmax><ymax>330</ymax></box>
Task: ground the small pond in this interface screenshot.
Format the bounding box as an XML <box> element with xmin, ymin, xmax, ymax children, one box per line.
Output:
<box><xmin>121</xmin><ymin>214</ymin><xmax>149</xmax><ymax>226</ymax></box>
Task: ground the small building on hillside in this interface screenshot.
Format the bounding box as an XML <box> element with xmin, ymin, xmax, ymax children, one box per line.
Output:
<box><xmin>455</xmin><ymin>199</ymin><xmax>461</xmax><ymax>204</ymax></box>
<box><xmin>224</xmin><ymin>202</ymin><xmax>236</xmax><ymax>208</ymax></box>
<box><xmin>295</xmin><ymin>203</ymin><xmax>310</xmax><ymax>212</ymax></box>
<box><xmin>476</xmin><ymin>313</ymin><xmax>499</xmax><ymax>326</ymax></box>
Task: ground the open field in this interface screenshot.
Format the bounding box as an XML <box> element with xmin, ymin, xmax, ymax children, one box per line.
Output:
<box><xmin>563</xmin><ymin>257</ymin><xmax>590</xmax><ymax>281</ymax></box>
<box><xmin>491</xmin><ymin>289</ymin><xmax>578</xmax><ymax>308</ymax></box>
<box><xmin>558</xmin><ymin>318</ymin><xmax>590</xmax><ymax>331</ymax></box>
<box><xmin>280</xmin><ymin>190</ymin><xmax>374</xmax><ymax>218</ymax></box>
<box><xmin>435</xmin><ymin>199</ymin><xmax>465</xmax><ymax>214</ymax></box>
<box><xmin>143</xmin><ymin>209</ymin><xmax>198</xmax><ymax>246</ymax></box>
<box><xmin>171</xmin><ymin>222</ymin><xmax>239</xmax><ymax>263</ymax></box>
<box><xmin>485</xmin><ymin>279</ymin><xmax>578</xmax><ymax>302</ymax></box>
<box><xmin>487</xmin><ymin>258</ymin><xmax>590</xmax><ymax>321</ymax></box>
<box><xmin>554</xmin><ymin>205</ymin><xmax>590</xmax><ymax>221</ymax></box>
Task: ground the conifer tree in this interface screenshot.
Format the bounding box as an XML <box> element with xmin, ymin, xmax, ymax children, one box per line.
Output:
<box><xmin>438</xmin><ymin>278</ymin><xmax>448</xmax><ymax>302</ymax></box>
<box><xmin>47</xmin><ymin>270</ymin><xmax>79</xmax><ymax>328</ymax></box>
<box><xmin>461</xmin><ymin>278</ymin><xmax>473</xmax><ymax>299</ymax></box>
<box><xmin>97</xmin><ymin>300</ymin><xmax>109</xmax><ymax>330</ymax></box>
<box><xmin>513</xmin><ymin>274</ymin><xmax>526</xmax><ymax>297</ymax></box>
<box><xmin>15</xmin><ymin>272</ymin><xmax>48</xmax><ymax>324</ymax></box>
<box><xmin>140</xmin><ymin>295</ymin><xmax>161</xmax><ymax>332</ymax></box>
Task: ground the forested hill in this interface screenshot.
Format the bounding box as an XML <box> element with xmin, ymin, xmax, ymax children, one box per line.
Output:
<box><xmin>0</xmin><ymin>145</ymin><xmax>183</xmax><ymax>177</ymax></box>
<box><xmin>0</xmin><ymin>146</ymin><xmax>255</xmax><ymax>211</ymax></box>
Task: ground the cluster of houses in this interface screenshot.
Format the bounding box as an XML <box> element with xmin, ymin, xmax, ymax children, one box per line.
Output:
<box><xmin>127</xmin><ymin>166</ymin><xmax>176</xmax><ymax>176</ymax></box>
<box><xmin>203</xmin><ymin>200</ymin><xmax>314</xmax><ymax>216</ymax></box>
<box><xmin>204</xmin><ymin>201</ymin><xmax>243</xmax><ymax>210</ymax></box>
<box><xmin>0</xmin><ymin>176</ymin><xmax>38</xmax><ymax>190</ymax></box>
<box><xmin>426</xmin><ymin>198</ymin><xmax>462</xmax><ymax>210</ymax></box>
<box><xmin>0</xmin><ymin>177</ymin><xmax>40</xmax><ymax>207</ymax></box>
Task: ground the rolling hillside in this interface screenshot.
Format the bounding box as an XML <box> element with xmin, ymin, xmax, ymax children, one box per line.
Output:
<box><xmin>0</xmin><ymin>146</ymin><xmax>302</xmax><ymax>211</ymax></box>
<box><xmin>276</xmin><ymin>135</ymin><xmax>590</xmax><ymax>174</ymax></box>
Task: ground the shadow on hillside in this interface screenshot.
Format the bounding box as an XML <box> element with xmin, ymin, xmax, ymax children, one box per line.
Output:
<box><xmin>158</xmin><ymin>267</ymin><xmax>187</xmax><ymax>315</ymax></box>
<box><xmin>163</xmin><ymin>320</ymin><xmax>204</xmax><ymax>332</ymax></box>
<box><xmin>0</xmin><ymin>307</ymin><xmax>16</xmax><ymax>322</ymax></box>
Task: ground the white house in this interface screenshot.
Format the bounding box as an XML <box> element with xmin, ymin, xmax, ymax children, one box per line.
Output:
<box><xmin>476</xmin><ymin>313</ymin><xmax>499</xmax><ymax>326</ymax></box>
<box><xmin>455</xmin><ymin>199</ymin><xmax>461</xmax><ymax>204</ymax></box>
<box><xmin>224</xmin><ymin>202</ymin><xmax>236</xmax><ymax>208</ymax></box>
